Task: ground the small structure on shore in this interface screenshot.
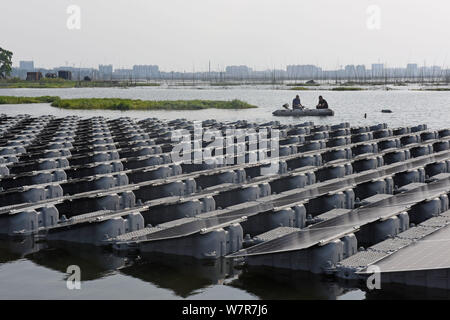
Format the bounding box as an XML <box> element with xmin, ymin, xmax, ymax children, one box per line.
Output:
<box><xmin>26</xmin><ymin>72</ymin><xmax>43</xmax><ymax>81</ymax></box>
<box><xmin>58</xmin><ymin>70</ymin><xmax>72</xmax><ymax>80</ymax></box>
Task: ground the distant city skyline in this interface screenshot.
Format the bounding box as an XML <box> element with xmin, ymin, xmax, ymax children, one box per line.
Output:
<box><xmin>12</xmin><ymin>59</ymin><xmax>449</xmax><ymax>82</ymax></box>
<box><xmin>12</xmin><ymin>59</ymin><xmax>450</xmax><ymax>74</ymax></box>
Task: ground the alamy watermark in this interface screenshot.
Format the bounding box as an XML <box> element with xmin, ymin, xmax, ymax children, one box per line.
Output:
<box><xmin>170</xmin><ymin>122</ymin><xmax>281</xmax><ymax>176</ymax></box>
<box><xmin>67</xmin><ymin>5</ymin><xmax>81</xmax><ymax>30</ymax></box>
<box><xmin>66</xmin><ymin>265</ymin><xmax>81</xmax><ymax>290</ymax></box>
<box><xmin>366</xmin><ymin>264</ymin><xmax>381</xmax><ymax>290</ymax></box>
<box><xmin>366</xmin><ymin>4</ymin><xmax>381</xmax><ymax>30</ymax></box>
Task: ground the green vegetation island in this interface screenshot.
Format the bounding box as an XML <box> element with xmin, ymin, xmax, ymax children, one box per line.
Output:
<box><xmin>413</xmin><ymin>88</ymin><xmax>450</xmax><ymax>91</ymax></box>
<box><xmin>289</xmin><ymin>86</ymin><xmax>311</xmax><ymax>91</ymax></box>
<box><xmin>0</xmin><ymin>96</ymin><xmax>257</xmax><ymax>110</ymax></box>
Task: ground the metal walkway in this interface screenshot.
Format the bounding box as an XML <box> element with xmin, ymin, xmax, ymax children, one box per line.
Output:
<box><xmin>228</xmin><ymin>173</ymin><xmax>450</xmax><ymax>257</ymax></box>
<box><xmin>354</xmin><ymin>212</ymin><xmax>450</xmax><ymax>274</ymax></box>
<box><xmin>365</xmin><ymin>226</ymin><xmax>450</xmax><ymax>273</ymax></box>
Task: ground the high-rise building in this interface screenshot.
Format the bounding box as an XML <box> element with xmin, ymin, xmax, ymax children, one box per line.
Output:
<box><xmin>344</xmin><ymin>65</ymin><xmax>356</xmax><ymax>78</ymax></box>
<box><xmin>132</xmin><ymin>65</ymin><xmax>159</xmax><ymax>79</ymax></box>
<box><xmin>19</xmin><ymin>61</ymin><xmax>34</xmax><ymax>70</ymax></box>
<box><xmin>406</xmin><ymin>64</ymin><xmax>418</xmax><ymax>78</ymax></box>
<box><xmin>371</xmin><ymin>64</ymin><xmax>384</xmax><ymax>78</ymax></box>
<box><xmin>286</xmin><ymin>65</ymin><xmax>322</xmax><ymax>79</ymax></box>
<box><xmin>225</xmin><ymin>65</ymin><xmax>252</xmax><ymax>78</ymax></box>
<box><xmin>355</xmin><ymin>65</ymin><xmax>367</xmax><ymax>79</ymax></box>
<box><xmin>114</xmin><ymin>68</ymin><xmax>133</xmax><ymax>79</ymax></box>
<box><xmin>99</xmin><ymin>64</ymin><xmax>113</xmax><ymax>79</ymax></box>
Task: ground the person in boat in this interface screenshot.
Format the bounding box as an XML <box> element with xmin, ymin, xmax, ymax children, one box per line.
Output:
<box><xmin>316</xmin><ymin>96</ymin><xmax>328</xmax><ymax>109</ymax></box>
<box><xmin>292</xmin><ymin>95</ymin><xmax>303</xmax><ymax>110</ymax></box>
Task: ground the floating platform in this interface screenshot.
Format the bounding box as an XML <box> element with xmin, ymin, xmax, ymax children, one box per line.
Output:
<box><xmin>272</xmin><ymin>108</ymin><xmax>334</xmax><ymax>117</ymax></box>
<box><xmin>2</xmin><ymin>113</ymin><xmax>450</xmax><ymax>289</ymax></box>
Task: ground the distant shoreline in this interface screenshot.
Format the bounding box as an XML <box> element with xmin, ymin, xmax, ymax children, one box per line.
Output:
<box><xmin>1</xmin><ymin>79</ymin><xmax>449</xmax><ymax>91</ymax></box>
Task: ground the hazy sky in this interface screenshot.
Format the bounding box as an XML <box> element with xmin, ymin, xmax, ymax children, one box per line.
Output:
<box><xmin>3</xmin><ymin>0</ymin><xmax>450</xmax><ymax>71</ymax></box>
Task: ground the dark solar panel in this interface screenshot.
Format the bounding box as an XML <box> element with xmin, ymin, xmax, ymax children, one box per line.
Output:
<box><xmin>229</xmin><ymin>176</ymin><xmax>450</xmax><ymax>257</ymax></box>
<box><xmin>360</xmin><ymin>224</ymin><xmax>450</xmax><ymax>273</ymax></box>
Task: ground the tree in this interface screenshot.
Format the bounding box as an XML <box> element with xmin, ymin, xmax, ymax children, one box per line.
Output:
<box><xmin>0</xmin><ymin>47</ymin><xmax>13</xmax><ymax>79</ymax></box>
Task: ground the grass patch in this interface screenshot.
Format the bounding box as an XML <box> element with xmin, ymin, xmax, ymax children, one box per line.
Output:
<box><xmin>331</xmin><ymin>87</ymin><xmax>365</xmax><ymax>91</ymax></box>
<box><xmin>421</xmin><ymin>88</ymin><xmax>450</xmax><ymax>91</ymax></box>
<box><xmin>133</xmin><ymin>83</ymin><xmax>161</xmax><ymax>87</ymax></box>
<box><xmin>340</xmin><ymin>81</ymin><xmax>386</xmax><ymax>86</ymax></box>
<box><xmin>0</xmin><ymin>95</ymin><xmax>257</xmax><ymax>110</ymax></box>
<box><xmin>0</xmin><ymin>79</ymin><xmax>77</xmax><ymax>88</ymax></box>
<box><xmin>51</xmin><ymin>98</ymin><xmax>257</xmax><ymax>110</ymax></box>
<box><xmin>0</xmin><ymin>95</ymin><xmax>60</xmax><ymax>104</ymax></box>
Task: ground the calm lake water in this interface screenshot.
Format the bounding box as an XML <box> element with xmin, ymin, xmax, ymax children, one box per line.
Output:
<box><xmin>1</xmin><ymin>86</ymin><xmax>450</xmax><ymax>128</ymax></box>
<box><xmin>1</xmin><ymin>87</ymin><xmax>450</xmax><ymax>300</ymax></box>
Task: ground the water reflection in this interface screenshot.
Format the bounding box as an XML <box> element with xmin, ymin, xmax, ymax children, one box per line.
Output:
<box><xmin>2</xmin><ymin>237</ymin><xmax>450</xmax><ymax>299</ymax></box>
<box><xmin>228</xmin><ymin>266</ymin><xmax>362</xmax><ymax>300</ymax></box>
<box><xmin>0</xmin><ymin>236</ymin><xmax>47</xmax><ymax>264</ymax></box>
<box><xmin>121</xmin><ymin>253</ymin><xmax>241</xmax><ymax>298</ymax></box>
<box><xmin>24</xmin><ymin>241</ymin><xmax>128</xmax><ymax>281</ymax></box>
<box><xmin>0</xmin><ymin>238</ymin><xmax>242</xmax><ymax>298</ymax></box>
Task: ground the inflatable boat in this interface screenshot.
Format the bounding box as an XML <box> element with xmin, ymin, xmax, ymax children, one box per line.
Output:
<box><xmin>272</xmin><ymin>108</ymin><xmax>334</xmax><ymax>117</ymax></box>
